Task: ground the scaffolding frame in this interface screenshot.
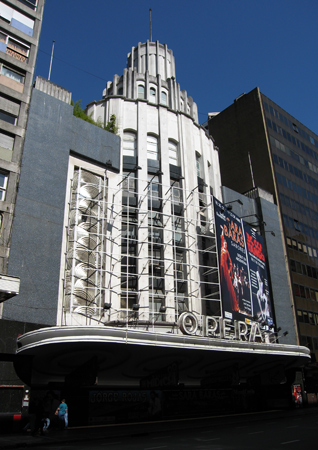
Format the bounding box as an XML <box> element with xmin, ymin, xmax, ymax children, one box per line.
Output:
<box><xmin>62</xmin><ymin>169</ymin><xmax>222</xmax><ymax>333</ymax></box>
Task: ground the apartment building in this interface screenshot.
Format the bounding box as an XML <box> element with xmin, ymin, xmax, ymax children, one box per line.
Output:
<box><xmin>0</xmin><ymin>0</ymin><xmax>44</xmax><ymax>307</ymax></box>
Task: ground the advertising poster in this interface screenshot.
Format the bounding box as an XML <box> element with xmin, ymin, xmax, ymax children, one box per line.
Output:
<box><xmin>213</xmin><ymin>198</ymin><xmax>252</xmax><ymax>321</ymax></box>
<box><xmin>292</xmin><ymin>384</ymin><xmax>303</xmax><ymax>406</ymax></box>
<box><xmin>244</xmin><ymin>223</ymin><xmax>274</xmax><ymax>326</ymax></box>
<box><xmin>213</xmin><ymin>198</ymin><xmax>274</xmax><ymax>327</ymax></box>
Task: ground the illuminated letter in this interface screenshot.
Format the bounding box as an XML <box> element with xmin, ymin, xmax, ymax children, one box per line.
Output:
<box><xmin>249</xmin><ymin>322</ymin><xmax>264</xmax><ymax>342</ymax></box>
<box><xmin>221</xmin><ymin>318</ymin><xmax>232</xmax><ymax>339</ymax></box>
<box><xmin>178</xmin><ymin>312</ymin><xmax>198</xmax><ymax>335</ymax></box>
<box><xmin>235</xmin><ymin>321</ymin><xmax>248</xmax><ymax>341</ymax></box>
<box><xmin>206</xmin><ymin>316</ymin><xmax>218</xmax><ymax>337</ymax></box>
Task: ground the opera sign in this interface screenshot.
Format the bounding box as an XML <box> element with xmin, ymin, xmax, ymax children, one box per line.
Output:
<box><xmin>177</xmin><ymin>312</ymin><xmax>271</xmax><ymax>343</ymax></box>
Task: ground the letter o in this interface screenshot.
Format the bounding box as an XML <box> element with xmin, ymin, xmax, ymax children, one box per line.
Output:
<box><xmin>178</xmin><ymin>312</ymin><xmax>198</xmax><ymax>335</ymax></box>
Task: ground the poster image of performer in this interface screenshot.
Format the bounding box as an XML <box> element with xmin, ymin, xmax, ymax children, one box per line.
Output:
<box><xmin>220</xmin><ymin>225</ymin><xmax>240</xmax><ymax>316</ymax></box>
<box><xmin>243</xmin><ymin>223</ymin><xmax>274</xmax><ymax>327</ymax></box>
<box><xmin>214</xmin><ymin>198</ymin><xmax>252</xmax><ymax>321</ymax></box>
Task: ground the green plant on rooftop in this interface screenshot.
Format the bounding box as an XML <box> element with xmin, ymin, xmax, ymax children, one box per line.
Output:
<box><xmin>71</xmin><ymin>100</ymin><xmax>118</xmax><ymax>135</ymax></box>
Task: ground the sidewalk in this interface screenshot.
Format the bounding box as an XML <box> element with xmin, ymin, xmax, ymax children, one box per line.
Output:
<box><xmin>1</xmin><ymin>407</ymin><xmax>317</xmax><ymax>449</ymax></box>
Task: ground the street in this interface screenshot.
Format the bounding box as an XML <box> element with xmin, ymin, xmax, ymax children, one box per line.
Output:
<box><xmin>31</xmin><ymin>409</ymin><xmax>318</xmax><ymax>450</ymax></box>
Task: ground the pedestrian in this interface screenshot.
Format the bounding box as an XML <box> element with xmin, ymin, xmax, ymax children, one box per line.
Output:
<box><xmin>55</xmin><ymin>399</ymin><xmax>68</xmax><ymax>430</ymax></box>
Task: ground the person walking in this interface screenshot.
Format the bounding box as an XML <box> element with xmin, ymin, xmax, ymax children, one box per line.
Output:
<box><xmin>56</xmin><ymin>399</ymin><xmax>68</xmax><ymax>430</ymax></box>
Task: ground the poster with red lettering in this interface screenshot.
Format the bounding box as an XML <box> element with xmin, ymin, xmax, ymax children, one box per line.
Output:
<box><xmin>243</xmin><ymin>223</ymin><xmax>274</xmax><ymax>326</ymax></box>
<box><xmin>213</xmin><ymin>198</ymin><xmax>253</xmax><ymax>321</ymax></box>
<box><xmin>214</xmin><ymin>198</ymin><xmax>274</xmax><ymax>327</ymax></box>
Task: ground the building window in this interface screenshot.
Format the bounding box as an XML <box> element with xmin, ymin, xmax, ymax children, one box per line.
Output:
<box><xmin>0</xmin><ymin>131</ymin><xmax>14</xmax><ymax>151</ymax></box>
<box><xmin>149</xmin><ymin>87</ymin><xmax>156</xmax><ymax>103</ymax></box>
<box><xmin>297</xmin><ymin>310</ymin><xmax>303</xmax><ymax>322</ymax></box>
<box><xmin>147</xmin><ymin>135</ymin><xmax>159</xmax><ymax>160</ymax></box>
<box><xmin>0</xmin><ymin>94</ymin><xmax>20</xmax><ymax>117</ymax></box>
<box><xmin>168</xmin><ymin>140</ymin><xmax>178</xmax><ymax>166</ymax></box>
<box><xmin>17</xmin><ymin>0</ymin><xmax>37</xmax><ymax>10</ymax></box>
<box><xmin>149</xmin><ymin>289</ymin><xmax>165</xmax><ymax>316</ymax></box>
<box><xmin>147</xmin><ymin>174</ymin><xmax>160</xmax><ymax>200</ymax></box>
<box><xmin>176</xmin><ymin>293</ymin><xmax>188</xmax><ymax>318</ymax></box>
<box><xmin>0</xmin><ymin>171</ymin><xmax>8</xmax><ymax>201</ymax></box>
<box><xmin>0</xmin><ymin>31</ymin><xmax>30</xmax><ymax>62</ymax></box>
<box><xmin>121</xmin><ymin>217</ymin><xmax>137</xmax><ymax>246</ymax></box>
<box><xmin>137</xmin><ymin>85</ymin><xmax>145</xmax><ymax>99</ymax></box>
<box><xmin>0</xmin><ymin>4</ymin><xmax>35</xmax><ymax>36</ymax></box>
<box><xmin>123</xmin><ymin>131</ymin><xmax>137</xmax><ymax>157</ymax></box>
<box><xmin>1</xmin><ymin>65</ymin><xmax>24</xmax><ymax>84</ymax></box>
<box><xmin>122</xmin><ymin>171</ymin><xmax>136</xmax><ymax>198</ymax></box>
<box><xmin>0</xmin><ymin>110</ymin><xmax>16</xmax><ymax>125</ymax></box>
<box><xmin>174</xmin><ymin>252</ymin><xmax>185</xmax><ymax>281</ymax></box>
<box><xmin>171</xmin><ymin>180</ymin><xmax>182</xmax><ymax>204</ymax></box>
<box><xmin>148</xmin><ymin>212</ymin><xmax>163</xmax><ymax>243</ymax></box>
<box><xmin>120</xmin><ymin>293</ymin><xmax>138</xmax><ymax>312</ymax></box>
<box><xmin>173</xmin><ymin>216</ymin><xmax>184</xmax><ymax>245</ymax></box>
<box><xmin>292</xmin><ymin>123</ymin><xmax>299</xmax><ymax>133</ymax></box>
<box><xmin>121</xmin><ymin>248</ymin><xmax>137</xmax><ymax>290</ymax></box>
<box><xmin>196</xmin><ymin>152</ymin><xmax>201</xmax><ymax>178</ymax></box>
<box><xmin>161</xmin><ymin>91</ymin><xmax>167</xmax><ymax>105</ymax></box>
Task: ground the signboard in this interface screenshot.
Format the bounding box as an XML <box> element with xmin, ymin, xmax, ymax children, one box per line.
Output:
<box><xmin>89</xmin><ymin>390</ymin><xmax>162</xmax><ymax>423</ymax></box>
<box><xmin>244</xmin><ymin>223</ymin><xmax>273</xmax><ymax>326</ymax></box>
<box><xmin>213</xmin><ymin>198</ymin><xmax>274</xmax><ymax>328</ymax></box>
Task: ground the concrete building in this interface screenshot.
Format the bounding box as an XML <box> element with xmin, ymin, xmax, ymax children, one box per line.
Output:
<box><xmin>0</xmin><ymin>0</ymin><xmax>44</xmax><ymax>420</ymax></box>
<box><xmin>0</xmin><ymin>42</ymin><xmax>310</xmax><ymax>424</ymax></box>
<box><xmin>0</xmin><ymin>0</ymin><xmax>44</xmax><ymax>302</ymax></box>
<box><xmin>208</xmin><ymin>87</ymin><xmax>318</xmax><ymax>389</ymax></box>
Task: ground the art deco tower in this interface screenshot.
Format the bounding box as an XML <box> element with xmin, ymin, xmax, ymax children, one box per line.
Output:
<box><xmin>60</xmin><ymin>40</ymin><xmax>223</xmax><ymax>328</ymax></box>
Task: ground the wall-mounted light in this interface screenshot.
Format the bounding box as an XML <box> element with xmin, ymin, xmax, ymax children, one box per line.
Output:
<box><xmin>272</xmin><ymin>330</ymin><xmax>289</xmax><ymax>343</ymax></box>
<box><xmin>220</xmin><ymin>199</ymin><xmax>243</xmax><ymax>212</ymax></box>
<box><xmin>265</xmin><ymin>230</ymin><xmax>276</xmax><ymax>237</ymax></box>
<box><xmin>117</xmin><ymin>166</ymin><xmax>142</xmax><ymax>186</ymax></box>
<box><xmin>225</xmin><ymin>199</ymin><xmax>243</xmax><ymax>207</ymax></box>
<box><xmin>165</xmin><ymin>176</ymin><xmax>184</xmax><ymax>195</ymax></box>
<box><xmin>103</xmin><ymin>303</ymin><xmax>112</xmax><ymax>310</ymax></box>
<box><xmin>144</xmin><ymin>170</ymin><xmax>163</xmax><ymax>191</ymax></box>
<box><xmin>187</xmin><ymin>182</ymin><xmax>208</xmax><ymax>199</ymax></box>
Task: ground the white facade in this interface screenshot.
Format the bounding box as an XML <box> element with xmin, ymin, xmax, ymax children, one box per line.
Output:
<box><xmin>59</xmin><ymin>41</ymin><xmax>222</xmax><ymax>331</ymax></box>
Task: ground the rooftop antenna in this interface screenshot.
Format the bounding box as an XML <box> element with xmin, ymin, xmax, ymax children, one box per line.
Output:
<box><xmin>48</xmin><ymin>40</ymin><xmax>55</xmax><ymax>81</ymax></box>
<box><xmin>149</xmin><ymin>8</ymin><xmax>152</xmax><ymax>42</ymax></box>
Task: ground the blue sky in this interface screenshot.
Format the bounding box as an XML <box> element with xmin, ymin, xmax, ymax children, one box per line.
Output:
<box><xmin>35</xmin><ymin>0</ymin><xmax>318</xmax><ymax>133</ymax></box>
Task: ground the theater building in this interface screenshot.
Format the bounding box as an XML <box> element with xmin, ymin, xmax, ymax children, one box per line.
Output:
<box><xmin>1</xmin><ymin>42</ymin><xmax>310</xmax><ymax>425</ymax></box>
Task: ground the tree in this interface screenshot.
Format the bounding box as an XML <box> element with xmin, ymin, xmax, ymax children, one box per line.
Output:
<box><xmin>105</xmin><ymin>114</ymin><xmax>118</xmax><ymax>135</ymax></box>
